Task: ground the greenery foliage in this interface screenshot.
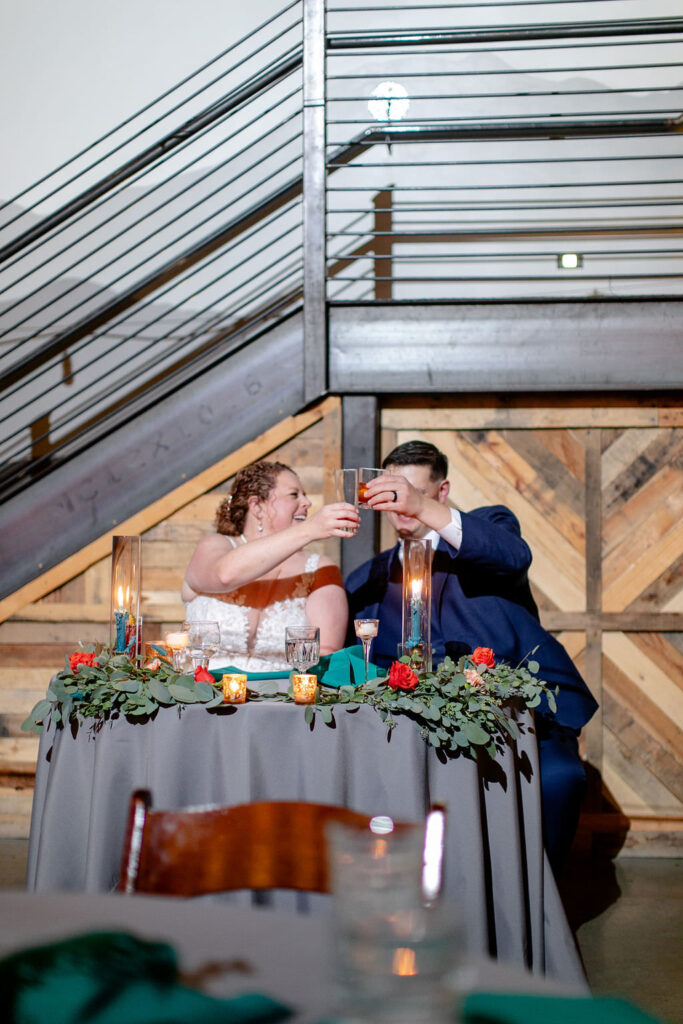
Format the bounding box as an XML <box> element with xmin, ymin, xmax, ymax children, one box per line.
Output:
<box><xmin>22</xmin><ymin>646</ymin><xmax>556</xmax><ymax>762</ymax></box>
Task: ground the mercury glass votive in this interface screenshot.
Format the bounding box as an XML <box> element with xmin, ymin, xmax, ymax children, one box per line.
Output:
<box><xmin>292</xmin><ymin>673</ymin><xmax>318</xmax><ymax>704</ymax></box>
<box><xmin>222</xmin><ymin>673</ymin><xmax>247</xmax><ymax>703</ymax></box>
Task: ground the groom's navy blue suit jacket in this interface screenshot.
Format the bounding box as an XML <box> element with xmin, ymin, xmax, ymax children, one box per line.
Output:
<box><xmin>345</xmin><ymin>504</ymin><xmax>598</xmax><ymax>732</ymax></box>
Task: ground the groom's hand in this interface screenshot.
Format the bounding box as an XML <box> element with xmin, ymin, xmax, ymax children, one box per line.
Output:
<box><xmin>364</xmin><ymin>473</ymin><xmax>424</xmax><ymax>516</ymax></box>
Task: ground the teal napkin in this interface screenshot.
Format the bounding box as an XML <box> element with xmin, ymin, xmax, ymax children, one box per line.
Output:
<box><xmin>463</xmin><ymin>992</ymin><xmax>667</xmax><ymax>1024</ymax></box>
<box><xmin>312</xmin><ymin>645</ymin><xmax>386</xmax><ymax>689</ymax></box>
<box><xmin>0</xmin><ymin>931</ymin><xmax>292</xmax><ymax>1024</ymax></box>
<box><xmin>209</xmin><ymin>666</ymin><xmax>289</xmax><ymax>682</ymax></box>
<box><xmin>210</xmin><ymin>647</ymin><xmax>385</xmax><ymax>689</ymax></box>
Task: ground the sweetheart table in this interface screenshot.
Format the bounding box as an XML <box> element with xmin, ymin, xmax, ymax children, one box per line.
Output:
<box><xmin>26</xmin><ymin>701</ymin><xmax>586</xmax><ymax>988</ymax></box>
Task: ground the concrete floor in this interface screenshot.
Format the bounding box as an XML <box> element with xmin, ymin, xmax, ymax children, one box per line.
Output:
<box><xmin>1</xmin><ymin>840</ymin><xmax>681</xmax><ymax>1022</ymax></box>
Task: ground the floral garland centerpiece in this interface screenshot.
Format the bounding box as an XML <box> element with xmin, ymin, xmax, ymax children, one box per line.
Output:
<box><xmin>22</xmin><ymin>644</ymin><xmax>557</xmax><ymax>763</ymax></box>
<box><xmin>304</xmin><ymin>646</ymin><xmax>558</xmax><ymax>760</ymax></box>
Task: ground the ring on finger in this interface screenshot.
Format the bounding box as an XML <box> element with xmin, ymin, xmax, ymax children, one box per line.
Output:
<box><xmin>391</xmin><ymin>490</ymin><xmax>398</xmax><ymax>503</ymax></box>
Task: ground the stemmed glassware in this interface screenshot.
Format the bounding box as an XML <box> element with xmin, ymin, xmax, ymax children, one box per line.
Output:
<box><xmin>183</xmin><ymin>620</ymin><xmax>220</xmax><ymax>671</ymax></box>
<box><xmin>285</xmin><ymin>626</ymin><xmax>321</xmax><ymax>674</ymax></box>
<box><xmin>354</xmin><ymin>619</ymin><xmax>379</xmax><ymax>684</ymax></box>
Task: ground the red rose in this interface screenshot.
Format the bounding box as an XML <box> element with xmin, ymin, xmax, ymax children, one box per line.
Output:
<box><xmin>387</xmin><ymin>661</ymin><xmax>419</xmax><ymax>691</ymax></box>
<box><xmin>471</xmin><ymin>647</ymin><xmax>495</xmax><ymax>669</ymax></box>
<box><xmin>194</xmin><ymin>666</ymin><xmax>214</xmax><ymax>683</ymax></box>
<box><xmin>69</xmin><ymin>652</ymin><xmax>98</xmax><ymax>672</ymax></box>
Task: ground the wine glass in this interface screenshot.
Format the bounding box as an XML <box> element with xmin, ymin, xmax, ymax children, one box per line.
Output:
<box><xmin>183</xmin><ymin>620</ymin><xmax>220</xmax><ymax>670</ymax></box>
<box><xmin>354</xmin><ymin>619</ymin><xmax>379</xmax><ymax>684</ymax></box>
<box><xmin>285</xmin><ymin>626</ymin><xmax>321</xmax><ymax>674</ymax></box>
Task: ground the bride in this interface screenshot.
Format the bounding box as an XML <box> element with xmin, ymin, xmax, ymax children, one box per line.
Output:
<box><xmin>181</xmin><ymin>460</ymin><xmax>359</xmax><ymax>672</ymax></box>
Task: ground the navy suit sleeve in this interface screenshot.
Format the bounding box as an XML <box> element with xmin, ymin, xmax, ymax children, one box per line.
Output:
<box><xmin>456</xmin><ymin>506</ymin><xmax>533</xmax><ymax>576</ymax></box>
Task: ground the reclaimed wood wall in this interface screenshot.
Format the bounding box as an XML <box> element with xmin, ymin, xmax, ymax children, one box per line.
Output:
<box><xmin>1</xmin><ymin>391</ymin><xmax>681</xmax><ymax>856</ymax></box>
<box><xmin>380</xmin><ymin>394</ymin><xmax>683</xmax><ymax>855</ymax></box>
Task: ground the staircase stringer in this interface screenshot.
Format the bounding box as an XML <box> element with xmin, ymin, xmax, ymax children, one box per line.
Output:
<box><xmin>0</xmin><ymin>395</ymin><xmax>340</xmax><ymax>625</ymax></box>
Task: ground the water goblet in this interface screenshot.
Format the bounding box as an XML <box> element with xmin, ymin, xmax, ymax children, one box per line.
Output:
<box><xmin>355</xmin><ymin>618</ymin><xmax>379</xmax><ymax>684</ymax></box>
<box><xmin>183</xmin><ymin>620</ymin><xmax>220</xmax><ymax>670</ymax></box>
<box><xmin>285</xmin><ymin>626</ymin><xmax>321</xmax><ymax>674</ymax></box>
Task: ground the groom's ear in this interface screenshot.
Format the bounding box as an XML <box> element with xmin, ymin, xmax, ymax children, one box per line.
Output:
<box><xmin>437</xmin><ymin>479</ymin><xmax>450</xmax><ymax>504</ymax></box>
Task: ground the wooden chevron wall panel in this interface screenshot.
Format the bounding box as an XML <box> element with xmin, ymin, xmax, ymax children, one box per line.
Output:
<box><xmin>384</xmin><ymin>399</ymin><xmax>683</xmax><ymax>839</ymax></box>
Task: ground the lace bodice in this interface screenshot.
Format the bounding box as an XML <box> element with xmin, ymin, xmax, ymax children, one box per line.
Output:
<box><xmin>185</xmin><ymin>551</ymin><xmax>323</xmax><ymax>673</ymax></box>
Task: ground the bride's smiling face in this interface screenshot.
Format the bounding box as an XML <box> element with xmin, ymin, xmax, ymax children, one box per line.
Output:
<box><xmin>264</xmin><ymin>470</ymin><xmax>311</xmax><ymax>532</ymax></box>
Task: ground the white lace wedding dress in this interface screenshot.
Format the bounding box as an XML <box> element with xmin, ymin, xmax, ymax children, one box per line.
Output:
<box><xmin>184</xmin><ymin>549</ymin><xmax>323</xmax><ymax>673</ymax></box>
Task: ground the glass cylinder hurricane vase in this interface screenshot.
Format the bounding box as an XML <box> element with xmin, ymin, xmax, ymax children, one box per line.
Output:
<box><xmin>110</xmin><ymin>536</ymin><xmax>142</xmax><ymax>657</ymax></box>
<box><xmin>401</xmin><ymin>538</ymin><xmax>432</xmax><ymax>672</ymax></box>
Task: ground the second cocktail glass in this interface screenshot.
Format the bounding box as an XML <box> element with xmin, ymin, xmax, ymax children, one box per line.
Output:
<box><xmin>354</xmin><ymin>618</ymin><xmax>379</xmax><ymax>684</ymax></box>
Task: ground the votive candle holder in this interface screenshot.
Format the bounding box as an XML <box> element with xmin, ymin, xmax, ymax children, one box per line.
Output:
<box><xmin>292</xmin><ymin>673</ymin><xmax>318</xmax><ymax>704</ymax></box>
<box><xmin>222</xmin><ymin>673</ymin><xmax>247</xmax><ymax>704</ymax></box>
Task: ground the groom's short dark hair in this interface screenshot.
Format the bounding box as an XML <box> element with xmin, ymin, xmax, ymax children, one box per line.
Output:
<box><xmin>382</xmin><ymin>441</ymin><xmax>448</xmax><ymax>482</ymax></box>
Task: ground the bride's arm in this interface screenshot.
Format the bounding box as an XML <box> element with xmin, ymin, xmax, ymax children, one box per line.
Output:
<box><xmin>305</xmin><ymin>557</ymin><xmax>349</xmax><ymax>655</ymax></box>
<box><xmin>183</xmin><ymin>504</ymin><xmax>358</xmax><ymax>595</ymax></box>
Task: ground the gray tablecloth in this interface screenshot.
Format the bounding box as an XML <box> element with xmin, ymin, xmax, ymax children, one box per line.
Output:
<box><xmin>26</xmin><ymin>702</ymin><xmax>586</xmax><ymax>988</ymax></box>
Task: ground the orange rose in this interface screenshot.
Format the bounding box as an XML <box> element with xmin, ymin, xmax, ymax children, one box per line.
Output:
<box><xmin>194</xmin><ymin>666</ymin><xmax>214</xmax><ymax>683</ymax></box>
<box><xmin>387</xmin><ymin>661</ymin><xmax>419</xmax><ymax>691</ymax></box>
<box><xmin>69</xmin><ymin>652</ymin><xmax>98</xmax><ymax>672</ymax></box>
<box><xmin>471</xmin><ymin>647</ymin><xmax>495</xmax><ymax>669</ymax></box>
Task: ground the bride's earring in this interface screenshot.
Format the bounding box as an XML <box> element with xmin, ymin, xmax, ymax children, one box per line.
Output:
<box><xmin>257</xmin><ymin>519</ymin><xmax>263</xmax><ymax>533</ymax></box>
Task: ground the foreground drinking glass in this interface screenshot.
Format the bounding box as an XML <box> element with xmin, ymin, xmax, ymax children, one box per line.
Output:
<box><xmin>327</xmin><ymin>820</ymin><xmax>460</xmax><ymax>1023</ymax></box>
<box><xmin>285</xmin><ymin>626</ymin><xmax>321</xmax><ymax>673</ymax></box>
<box><xmin>354</xmin><ymin>618</ymin><xmax>379</xmax><ymax>684</ymax></box>
<box><xmin>334</xmin><ymin>469</ymin><xmax>359</xmax><ymax>536</ymax></box>
<box><xmin>183</xmin><ymin>620</ymin><xmax>220</xmax><ymax>670</ymax></box>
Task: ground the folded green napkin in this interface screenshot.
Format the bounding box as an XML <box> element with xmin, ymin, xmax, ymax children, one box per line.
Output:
<box><xmin>1</xmin><ymin>931</ymin><xmax>292</xmax><ymax>1024</ymax></box>
<box><xmin>312</xmin><ymin>645</ymin><xmax>386</xmax><ymax>689</ymax></box>
<box><xmin>210</xmin><ymin>647</ymin><xmax>385</xmax><ymax>689</ymax></box>
<box><xmin>209</xmin><ymin>666</ymin><xmax>290</xmax><ymax>682</ymax></box>
<box><xmin>463</xmin><ymin>992</ymin><xmax>666</xmax><ymax>1024</ymax></box>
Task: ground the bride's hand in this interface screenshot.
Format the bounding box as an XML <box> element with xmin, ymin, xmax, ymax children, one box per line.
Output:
<box><xmin>304</xmin><ymin>502</ymin><xmax>360</xmax><ymax>539</ymax></box>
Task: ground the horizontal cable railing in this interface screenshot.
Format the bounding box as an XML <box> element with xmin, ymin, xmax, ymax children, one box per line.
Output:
<box><xmin>325</xmin><ymin>0</ymin><xmax>683</xmax><ymax>302</ymax></box>
<box><xmin>2</xmin><ymin>0</ymin><xmax>682</xmax><ymax>503</ymax></box>
<box><xmin>0</xmin><ymin>3</ymin><xmax>305</xmax><ymax>500</ymax></box>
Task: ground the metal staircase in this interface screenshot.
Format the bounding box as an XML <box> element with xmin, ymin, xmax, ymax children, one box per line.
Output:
<box><xmin>1</xmin><ymin>0</ymin><xmax>682</xmax><ymax>600</ymax></box>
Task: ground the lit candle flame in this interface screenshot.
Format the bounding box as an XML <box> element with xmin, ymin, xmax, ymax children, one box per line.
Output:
<box><xmin>411</xmin><ymin>579</ymin><xmax>421</xmax><ymax>600</ymax></box>
<box><xmin>392</xmin><ymin>947</ymin><xmax>418</xmax><ymax>976</ymax></box>
<box><xmin>117</xmin><ymin>586</ymin><xmax>124</xmax><ymax>611</ymax></box>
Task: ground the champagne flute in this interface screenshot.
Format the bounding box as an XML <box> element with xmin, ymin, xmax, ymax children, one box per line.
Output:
<box><xmin>354</xmin><ymin>619</ymin><xmax>379</xmax><ymax>684</ymax></box>
<box><xmin>183</xmin><ymin>620</ymin><xmax>220</xmax><ymax>670</ymax></box>
<box><xmin>285</xmin><ymin>626</ymin><xmax>321</xmax><ymax>674</ymax></box>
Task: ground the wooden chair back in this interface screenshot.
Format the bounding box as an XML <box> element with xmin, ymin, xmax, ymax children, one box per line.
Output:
<box><xmin>118</xmin><ymin>790</ymin><xmax>445</xmax><ymax>898</ymax></box>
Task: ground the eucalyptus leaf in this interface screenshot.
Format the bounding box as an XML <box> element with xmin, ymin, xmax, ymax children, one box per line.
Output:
<box><xmin>304</xmin><ymin>705</ymin><xmax>314</xmax><ymax>725</ymax></box>
<box><xmin>167</xmin><ymin>685</ymin><xmax>200</xmax><ymax>703</ymax></box>
<box><xmin>321</xmin><ymin>706</ymin><xmax>334</xmax><ymax>725</ymax></box>
<box><xmin>147</xmin><ymin>679</ymin><xmax>173</xmax><ymax>704</ymax></box>
<box><xmin>112</xmin><ymin>678</ymin><xmax>140</xmax><ymax>693</ymax></box>
<box><xmin>464</xmin><ymin>721</ymin><xmax>490</xmax><ymax>745</ymax></box>
<box><xmin>194</xmin><ymin>682</ymin><xmax>216</xmax><ymax>702</ymax></box>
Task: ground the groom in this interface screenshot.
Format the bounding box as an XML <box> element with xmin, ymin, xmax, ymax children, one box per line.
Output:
<box><xmin>344</xmin><ymin>439</ymin><xmax>598</xmax><ymax>876</ymax></box>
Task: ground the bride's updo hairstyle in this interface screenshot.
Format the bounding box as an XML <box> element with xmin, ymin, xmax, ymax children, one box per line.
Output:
<box><xmin>215</xmin><ymin>460</ymin><xmax>292</xmax><ymax>536</ymax></box>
